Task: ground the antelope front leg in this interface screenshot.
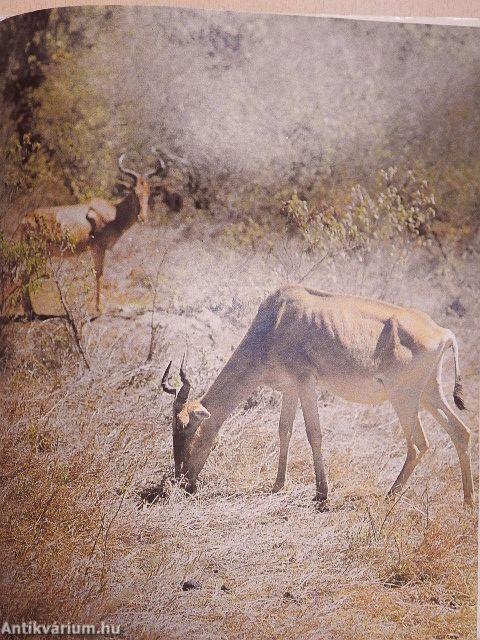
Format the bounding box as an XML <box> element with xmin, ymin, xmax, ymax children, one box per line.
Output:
<box><xmin>91</xmin><ymin>246</ymin><xmax>105</xmax><ymax>315</ymax></box>
<box><xmin>272</xmin><ymin>391</ymin><xmax>298</xmax><ymax>493</ymax></box>
<box><xmin>299</xmin><ymin>378</ymin><xmax>328</xmax><ymax>503</ymax></box>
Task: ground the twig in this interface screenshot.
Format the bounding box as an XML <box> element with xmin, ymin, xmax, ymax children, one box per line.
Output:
<box><xmin>146</xmin><ymin>245</ymin><xmax>170</xmax><ymax>363</ymax></box>
<box><xmin>297</xmin><ymin>243</ymin><xmax>361</xmax><ymax>285</ymax></box>
<box><xmin>431</xmin><ymin>229</ymin><xmax>462</xmax><ymax>283</ymax></box>
<box><xmin>51</xmin><ymin>262</ymin><xmax>90</xmax><ymax>370</ymax></box>
<box><xmin>378</xmin><ymin>487</ymin><xmax>409</xmax><ymax>538</ymax></box>
<box><xmin>85</xmin><ymin>512</ymin><xmax>107</xmax><ymax>577</ymax></box>
<box><xmin>297</xmin><ymin>250</ymin><xmax>332</xmax><ymax>284</ymax></box>
<box><xmin>365</xmin><ymin>505</ymin><xmax>377</xmax><ymax>541</ymax></box>
<box><xmin>100</xmin><ymin>461</ymin><xmax>138</xmax><ymax>587</ymax></box>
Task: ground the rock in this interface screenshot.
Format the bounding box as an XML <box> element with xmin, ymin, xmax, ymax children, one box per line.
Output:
<box><xmin>182</xmin><ymin>579</ymin><xmax>201</xmax><ymax>591</ymax></box>
<box><xmin>449</xmin><ymin>298</ymin><xmax>466</xmax><ymax>317</ymax></box>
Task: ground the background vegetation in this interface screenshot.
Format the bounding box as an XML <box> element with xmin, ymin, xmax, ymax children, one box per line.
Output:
<box><xmin>0</xmin><ymin>7</ymin><xmax>478</xmax><ymax>640</ymax></box>
<box><xmin>1</xmin><ymin>7</ymin><xmax>480</xmax><ymax>239</ymax></box>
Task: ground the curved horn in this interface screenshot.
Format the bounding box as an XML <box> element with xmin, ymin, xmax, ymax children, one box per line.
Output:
<box><xmin>161</xmin><ymin>361</ymin><xmax>177</xmax><ymax>396</ymax></box>
<box><xmin>144</xmin><ymin>155</ymin><xmax>167</xmax><ymax>179</ymax></box>
<box><xmin>166</xmin><ymin>151</ymin><xmax>199</xmax><ymax>194</ymax></box>
<box><xmin>118</xmin><ymin>153</ymin><xmax>140</xmax><ymax>181</ymax></box>
<box><xmin>176</xmin><ymin>352</ymin><xmax>191</xmax><ymax>404</ymax></box>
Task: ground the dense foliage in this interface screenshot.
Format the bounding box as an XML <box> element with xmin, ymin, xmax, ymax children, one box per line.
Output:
<box><xmin>0</xmin><ymin>9</ymin><xmax>111</xmax><ymax>206</ymax></box>
<box><xmin>0</xmin><ymin>8</ymin><xmax>478</xmax><ymax>246</ymax></box>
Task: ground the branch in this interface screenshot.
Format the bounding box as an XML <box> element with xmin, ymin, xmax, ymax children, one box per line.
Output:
<box><xmin>297</xmin><ymin>242</ymin><xmax>362</xmax><ymax>285</ymax></box>
<box><xmin>146</xmin><ymin>245</ymin><xmax>170</xmax><ymax>363</ymax></box>
<box><xmin>51</xmin><ymin>265</ymin><xmax>90</xmax><ymax>370</ymax></box>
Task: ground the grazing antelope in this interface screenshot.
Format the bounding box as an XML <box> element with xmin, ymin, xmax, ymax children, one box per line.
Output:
<box><xmin>21</xmin><ymin>153</ymin><xmax>164</xmax><ymax>316</ymax></box>
<box><xmin>162</xmin><ymin>285</ymin><xmax>474</xmax><ymax>506</ymax></box>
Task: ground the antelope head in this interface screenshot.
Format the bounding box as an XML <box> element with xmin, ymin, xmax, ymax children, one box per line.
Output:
<box><xmin>162</xmin><ymin>356</ymin><xmax>210</xmax><ymax>487</ymax></box>
<box><xmin>118</xmin><ymin>153</ymin><xmax>166</xmax><ymax>223</ymax></box>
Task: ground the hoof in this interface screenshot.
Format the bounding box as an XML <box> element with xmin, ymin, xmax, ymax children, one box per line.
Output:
<box><xmin>173</xmin><ymin>475</ymin><xmax>197</xmax><ymax>495</ymax></box>
<box><xmin>184</xmin><ymin>481</ymin><xmax>197</xmax><ymax>495</ymax></box>
<box><xmin>271</xmin><ymin>482</ymin><xmax>284</xmax><ymax>494</ymax></box>
<box><xmin>314</xmin><ymin>499</ymin><xmax>329</xmax><ymax>512</ymax></box>
<box><xmin>385</xmin><ymin>489</ymin><xmax>401</xmax><ymax>502</ymax></box>
<box><xmin>312</xmin><ymin>493</ymin><xmax>329</xmax><ymax>511</ymax></box>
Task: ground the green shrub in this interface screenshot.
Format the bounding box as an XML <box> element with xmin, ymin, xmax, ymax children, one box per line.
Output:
<box><xmin>0</xmin><ymin>9</ymin><xmax>111</xmax><ymax>205</ymax></box>
<box><xmin>0</xmin><ymin>222</ymin><xmax>73</xmax><ymax>318</ymax></box>
<box><xmin>282</xmin><ymin>166</ymin><xmax>436</xmax><ymax>253</ymax></box>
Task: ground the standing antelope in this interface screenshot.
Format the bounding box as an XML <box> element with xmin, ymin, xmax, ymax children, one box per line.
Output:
<box><xmin>21</xmin><ymin>153</ymin><xmax>164</xmax><ymax>316</ymax></box>
<box><xmin>162</xmin><ymin>285</ymin><xmax>474</xmax><ymax>506</ymax></box>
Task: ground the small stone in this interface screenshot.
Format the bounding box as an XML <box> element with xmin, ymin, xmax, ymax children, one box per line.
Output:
<box><xmin>449</xmin><ymin>298</ymin><xmax>466</xmax><ymax>317</ymax></box>
<box><xmin>182</xmin><ymin>579</ymin><xmax>201</xmax><ymax>591</ymax></box>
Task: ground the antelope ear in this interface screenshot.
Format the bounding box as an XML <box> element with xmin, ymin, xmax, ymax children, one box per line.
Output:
<box><xmin>191</xmin><ymin>405</ymin><xmax>211</xmax><ymax>420</ymax></box>
<box><xmin>176</xmin><ymin>409</ymin><xmax>189</xmax><ymax>430</ymax></box>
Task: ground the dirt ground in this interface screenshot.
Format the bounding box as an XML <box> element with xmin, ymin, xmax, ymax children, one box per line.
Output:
<box><xmin>1</xmin><ymin>218</ymin><xmax>478</xmax><ymax>639</ymax></box>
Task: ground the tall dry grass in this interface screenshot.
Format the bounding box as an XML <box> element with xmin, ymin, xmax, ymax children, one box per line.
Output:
<box><xmin>0</xmin><ymin>222</ymin><xmax>478</xmax><ymax>639</ymax></box>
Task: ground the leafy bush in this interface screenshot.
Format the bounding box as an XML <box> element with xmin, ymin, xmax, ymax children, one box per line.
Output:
<box><xmin>29</xmin><ymin>48</ymin><xmax>111</xmax><ymax>201</ymax></box>
<box><xmin>282</xmin><ymin>167</ymin><xmax>436</xmax><ymax>253</ymax></box>
<box><xmin>0</xmin><ymin>9</ymin><xmax>111</xmax><ymax>204</ymax></box>
<box><xmin>0</xmin><ymin>232</ymin><xmax>46</xmax><ymax>317</ymax></box>
<box><xmin>0</xmin><ymin>220</ymin><xmax>74</xmax><ymax>318</ymax></box>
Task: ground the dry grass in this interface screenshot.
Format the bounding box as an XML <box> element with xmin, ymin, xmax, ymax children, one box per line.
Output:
<box><xmin>0</xmin><ymin>221</ymin><xmax>478</xmax><ymax>639</ymax></box>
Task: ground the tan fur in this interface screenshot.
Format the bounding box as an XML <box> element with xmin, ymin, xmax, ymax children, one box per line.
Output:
<box><xmin>21</xmin><ymin>172</ymin><xmax>153</xmax><ymax>315</ymax></box>
<box><xmin>86</xmin><ymin>198</ymin><xmax>117</xmax><ymax>232</ymax></box>
<box><xmin>172</xmin><ymin>285</ymin><xmax>474</xmax><ymax>505</ymax></box>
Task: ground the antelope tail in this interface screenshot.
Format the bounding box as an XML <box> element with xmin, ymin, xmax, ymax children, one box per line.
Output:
<box><xmin>450</xmin><ymin>333</ymin><xmax>466</xmax><ymax>410</ymax></box>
